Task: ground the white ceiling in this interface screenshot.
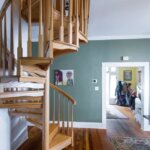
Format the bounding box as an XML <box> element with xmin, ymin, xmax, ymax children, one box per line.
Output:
<box><xmin>88</xmin><ymin>0</ymin><xmax>150</xmax><ymax>40</ymax></box>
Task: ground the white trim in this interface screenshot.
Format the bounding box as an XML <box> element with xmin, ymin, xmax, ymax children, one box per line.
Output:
<box><xmin>102</xmin><ymin>62</ymin><xmax>150</xmax><ymax>131</ymax></box>
<box><xmin>88</xmin><ymin>35</ymin><xmax>150</xmax><ymax>41</ymax></box>
<box><xmin>73</xmin><ymin>122</ymin><xmax>105</xmax><ymax>129</ymax></box>
<box><xmin>27</xmin><ymin>121</ymin><xmax>105</xmax><ymax>129</ymax></box>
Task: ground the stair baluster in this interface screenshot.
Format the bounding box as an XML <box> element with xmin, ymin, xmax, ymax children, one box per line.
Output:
<box><xmin>53</xmin><ymin>89</ymin><xmax>56</xmax><ymax>124</ymax></box>
<box><xmin>60</xmin><ymin>0</ymin><xmax>64</xmax><ymax>42</ymax></box>
<box><xmin>75</xmin><ymin>0</ymin><xmax>79</xmax><ymax>47</ymax></box>
<box><xmin>4</xmin><ymin>14</ymin><xmax>7</xmax><ymax>76</ymax></box>
<box><xmin>58</xmin><ymin>93</ymin><xmax>60</xmax><ymax>127</ymax></box>
<box><xmin>68</xmin><ymin>0</ymin><xmax>73</xmax><ymax>44</ymax></box>
<box><xmin>27</xmin><ymin>0</ymin><xmax>32</xmax><ymax>57</ymax></box>
<box><xmin>9</xmin><ymin>0</ymin><xmax>14</xmax><ymax>75</ymax></box>
<box><xmin>38</xmin><ymin>0</ymin><xmax>43</xmax><ymax>57</ymax></box>
<box><xmin>0</xmin><ymin>20</ymin><xmax>2</xmax><ymax>70</ymax></box>
<box><xmin>17</xmin><ymin>0</ymin><xmax>23</xmax><ymax>76</ymax></box>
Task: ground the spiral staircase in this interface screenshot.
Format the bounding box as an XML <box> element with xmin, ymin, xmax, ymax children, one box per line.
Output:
<box><xmin>0</xmin><ymin>0</ymin><xmax>90</xmax><ymax>149</ymax></box>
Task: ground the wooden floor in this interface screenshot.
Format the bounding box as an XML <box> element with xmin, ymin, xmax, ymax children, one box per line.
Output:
<box><xmin>18</xmin><ymin>106</ymin><xmax>150</xmax><ymax>150</ymax></box>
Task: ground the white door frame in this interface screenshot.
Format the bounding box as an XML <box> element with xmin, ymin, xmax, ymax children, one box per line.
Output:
<box><xmin>102</xmin><ymin>62</ymin><xmax>150</xmax><ymax>131</ymax></box>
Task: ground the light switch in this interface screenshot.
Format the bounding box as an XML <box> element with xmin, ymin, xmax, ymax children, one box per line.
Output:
<box><xmin>95</xmin><ymin>86</ymin><xmax>99</xmax><ymax>91</ymax></box>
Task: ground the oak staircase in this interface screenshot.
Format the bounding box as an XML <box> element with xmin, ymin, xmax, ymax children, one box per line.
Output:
<box><xmin>0</xmin><ymin>0</ymin><xmax>89</xmax><ymax>149</ymax></box>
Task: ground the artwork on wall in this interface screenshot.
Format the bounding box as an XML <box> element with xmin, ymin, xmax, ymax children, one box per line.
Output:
<box><xmin>54</xmin><ymin>69</ymin><xmax>74</xmax><ymax>86</ymax></box>
<box><xmin>123</xmin><ymin>70</ymin><xmax>132</xmax><ymax>81</ymax></box>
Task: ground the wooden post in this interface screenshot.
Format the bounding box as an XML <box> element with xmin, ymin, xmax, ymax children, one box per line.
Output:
<box><xmin>38</xmin><ymin>0</ymin><xmax>43</xmax><ymax>57</ymax></box>
<box><xmin>9</xmin><ymin>1</ymin><xmax>14</xmax><ymax>75</ymax></box>
<box><xmin>71</xmin><ymin>105</ymin><xmax>74</xmax><ymax>146</ymax></box>
<box><xmin>44</xmin><ymin>0</ymin><xmax>50</xmax><ymax>49</ymax></box>
<box><xmin>68</xmin><ymin>0</ymin><xmax>73</xmax><ymax>44</ymax></box>
<box><xmin>17</xmin><ymin>0</ymin><xmax>23</xmax><ymax>76</ymax></box>
<box><xmin>49</xmin><ymin>0</ymin><xmax>53</xmax><ymax>59</ymax></box>
<box><xmin>27</xmin><ymin>0</ymin><xmax>32</xmax><ymax>57</ymax></box>
<box><xmin>75</xmin><ymin>0</ymin><xmax>79</xmax><ymax>47</ymax></box>
<box><xmin>58</xmin><ymin>94</ymin><xmax>60</xmax><ymax>127</ymax></box>
<box><xmin>67</xmin><ymin>101</ymin><xmax>69</xmax><ymax>135</ymax></box>
<box><xmin>4</xmin><ymin>14</ymin><xmax>7</xmax><ymax>76</ymax></box>
<box><xmin>0</xmin><ymin>20</ymin><xmax>2</xmax><ymax>69</ymax></box>
<box><xmin>84</xmin><ymin>0</ymin><xmax>88</xmax><ymax>36</ymax></box>
<box><xmin>43</xmin><ymin>0</ymin><xmax>53</xmax><ymax>59</ymax></box>
<box><xmin>60</xmin><ymin>0</ymin><xmax>64</xmax><ymax>42</ymax></box>
<box><xmin>80</xmin><ymin>0</ymin><xmax>84</xmax><ymax>33</ymax></box>
<box><xmin>53</xmin><ymin>90</ymin><xmax>55</xmax><ymax>124</ymax></box>
<box><xmin>42</xmin><ymin>67</ymin><xmax>50</xmax><ymax>150</ymax></box>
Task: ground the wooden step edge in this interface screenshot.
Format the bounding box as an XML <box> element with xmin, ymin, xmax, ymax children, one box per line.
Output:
<box><xmin>49</xmin><ymin>133</ymin><xmax>72</xmax><ymax>150</ymax></box>
<box><xmin>49</xmin><ymin>124</ymin><xmax>59</xmax><ymax>143</ymax></box>
<box><xmin>0</xmin><ymin>96</ymin><xmax>43</xmax><ymax>101</ymax></box>
<box><xmin>0</xmin><ymin>90</ymin><xmax>44</xmax><ymax>98</ymax></box>
<box><xmin>53</xmin><ymin>41</ymin><xmax>79</xmax><ymax>50</ymax></box>
<box><xmin>0</xmin><ymin>82</ymin><xmax>44</xmax><ymax>89</ymax></box>
<box><xmin>10</xmin><ymin>111</ymin><xmax>42</xmax><ymax>120</ymax></box>
<box><xmin>79</xmin><ymin>31</ymin><xmax>88</xmax><ymax>43</ymax></box>
<box><xmin>19</xmin><ymin>77</ymin><xmax>46</xmax><ymax>83</ymax></box>
<box><xmin>20</xmin><ymin>57</ymin><xmax>51</xmax><ymax>64</ymax></box>
<box><xmin>26</xmin><ymin>118</ymin><xmax>42</xmax><ymax>130</ymax></box>
<box><xmin>0</xmin><ymin>103</ymin><xmax>42</xmax><ymax>109</ymax></box>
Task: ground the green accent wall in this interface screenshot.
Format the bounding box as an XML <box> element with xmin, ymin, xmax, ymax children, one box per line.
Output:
<box><xmin>32</xmin><ymin>39</ymin><xmax>150</xmax><ymax>123</ymax></box>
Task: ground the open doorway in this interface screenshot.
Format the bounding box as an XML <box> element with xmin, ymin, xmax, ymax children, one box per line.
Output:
<box><xmin>102</xmin><ymin>62</ymin><xmax>150</xmax><ymax>131</ymax></box>
<box><xmin>106</xmin><ymin>67</ymin><xmax>143</xmax><ymax>121</ymax></box>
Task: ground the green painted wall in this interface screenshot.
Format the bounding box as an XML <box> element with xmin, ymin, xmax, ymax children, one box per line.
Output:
<box><xmin>32</xmin><ymin>39</ymin><xmax>150</xmax><ymax>123</ymax></box>
<box><xmin>118</xmin><ymin>67</ymin><xmax>137</xmax><ymax>90</ymax></box>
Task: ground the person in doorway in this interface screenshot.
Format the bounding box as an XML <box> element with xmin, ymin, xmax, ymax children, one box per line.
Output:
<box><xmin>126</xmin><ymin>83</ymin><xmax>133</xmax><ymax>106</ymax></box>
<box><xmin>115</xmin><ymin>81</ymin><xmax>123</xmax><ymax>105</ymax></box>
<box><xmin>121</xmin><ymin>82</ymin><xmax>128</xmax><ymax>106</ymax></box>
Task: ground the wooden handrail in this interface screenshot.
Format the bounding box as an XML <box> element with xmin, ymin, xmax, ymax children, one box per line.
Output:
<box><xmin>50</xmin><ymin>83</ymin><xmax>76</xmax><ymax>105</ymax></box>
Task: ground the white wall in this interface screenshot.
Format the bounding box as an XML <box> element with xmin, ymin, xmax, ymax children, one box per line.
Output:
<box><xmin>0</xmin><ymin>109</ymin><xmax>11</xmax><ymax>150</ymax></box>
<box><xmin>88</xmin><ymin>0</ymin><xmax>150</xmax><ymax>40</ymax></box>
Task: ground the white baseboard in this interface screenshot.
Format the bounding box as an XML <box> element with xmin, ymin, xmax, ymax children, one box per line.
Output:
<box><xmin>27</xmin><ymin>121</ymin><xmax>105</xmax><ymax>129</ymax></box>
<box><xmin>73</xmin><ymin>122</ymin><xmax>105</xmax><ymax>129</ymax></box>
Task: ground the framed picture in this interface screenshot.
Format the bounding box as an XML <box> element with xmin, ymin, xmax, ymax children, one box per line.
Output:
<box><xmin>124</xmin><ymin>70</ymin><xmax>132</xmax><ymax>81</ymax></box>
<box><xmin>54</xmin><ymin>69</ymin><xmax>74</xmax><ymax>86</ymax></box>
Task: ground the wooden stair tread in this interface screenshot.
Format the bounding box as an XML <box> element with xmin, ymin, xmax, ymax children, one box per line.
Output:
<box><xmin>0</xmin><ymin>103</ymin><xmax>42</xmax><ymax>108</ymax></box>
<box><xmin>10</xmin><ymin>110</ymin><xmax>42</xmax><ymax>119</ymax></box>
<box><xmin>53</xmin><ymin>41</ymin><xmax>78</xmax><ymax>57</ymax></box>
<box><xmin>0</xmin><ymin>81</ymin><xmax>44</xmax><ymax>89</ymax></box>
<box><xmin>49</xmin><ymin>133</ymin><xmax>72</xmax><ymax>150</ymax></box>
<box><xmin>53</xmin><ymin>40</ymin><xmax>78</xmax><ymax>50</ymax></box>
<box><xmin>27</xmin><ymin>118</ymin><xmax>42</xmax><ymax>129</ymax></box>
<box><xmin>19</xmin><ymin>76</ymin><xmax>46</xmax><ymax>83</ymax></box>
<box><xmin>49</xmin><ymin>124</ymin><xmax>59</xmax><ymax>143</ymax></box>
<box><xmin>0</xmin><ymin>90</ymin><xmax>44</xmax><ymax>98</ymax></box>
<box><xmin>79</xmin><ymin>31</ymin><xmax>88</xmax><ymax>43</ymax></box>
<box><xmin>20</xmin><ymin>57</ymin><xmax>51</xmax><ymax>70</ymax></box>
